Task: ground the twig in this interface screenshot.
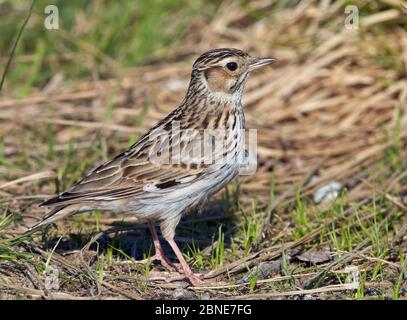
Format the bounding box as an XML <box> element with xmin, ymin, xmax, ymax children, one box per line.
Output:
<box><xmin>0</xmin><ymin>171</ymin><xmax>56</xmax><ymax>190</ymax></box>
<box><xmin>335</xmin><ymin>250</ymin><xmax>401</xmax><ymax>270</ymax></box>
<box><xmin>0</xmin><ymin>282</ymin><xmax>89</xmax><ymax>300</ymax></box>
<box><xmin>225</xmin><ymin>283</ymin><xmax>359</xmax><ymax>300</ymax></box>
<box><xmin>79</xmin><ymin>232</ymin><xmax>104</xmax><ymax>298</ymax></box>
<box><xmin>194</xmin><ymin>268</ymin><xmax>367</xmax><ymax>291</ymax></box>
<box><xmin>99</xmin><ymin>280</ymin><xmax>144</xmax><ymax>300</ymax></box>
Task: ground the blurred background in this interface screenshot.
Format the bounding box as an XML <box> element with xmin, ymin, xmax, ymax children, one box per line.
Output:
<box><xmin>1</xmin><ymin>0</ymin><xmax>407</xmax><ymax>299</ymax></box>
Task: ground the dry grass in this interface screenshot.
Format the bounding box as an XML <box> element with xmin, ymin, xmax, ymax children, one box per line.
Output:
<box><xmin>0</xmin><ymin>0</ymin><xmax>407</xmax><ymax>300</ymax></box>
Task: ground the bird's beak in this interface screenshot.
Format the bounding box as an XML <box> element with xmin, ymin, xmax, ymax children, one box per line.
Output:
<box><xmin>248</xmin><ymin>57</ymin><xmax>276</xmax><ymax>71</ymax></box>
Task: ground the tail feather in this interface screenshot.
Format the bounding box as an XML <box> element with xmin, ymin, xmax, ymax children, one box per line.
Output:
<box><xmin>27</xmin><ymin>204</ymin><xmax>79</xmax><ymax>233</ymax></box>
<box><xmin>39</xmin><ymin>193</ymin><xmax>73</xmax><ymax>207</ymax></box>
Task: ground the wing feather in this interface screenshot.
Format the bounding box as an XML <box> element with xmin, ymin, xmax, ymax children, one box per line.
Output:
<box><xmin>41</xmin><ymin>128</ymin><xmax>206</xmax><ymax>207</ymax></box>
<box><xmin>41</xmin><ymin>106</ymin><xmax>236</xmax><ymax>208</ymax></box>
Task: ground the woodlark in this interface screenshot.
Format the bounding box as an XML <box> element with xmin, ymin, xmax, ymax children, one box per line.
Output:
<box><xmin>29</xmin><ymin>48</ymin><xmax>276</xmax><ymax>286</ymax></box>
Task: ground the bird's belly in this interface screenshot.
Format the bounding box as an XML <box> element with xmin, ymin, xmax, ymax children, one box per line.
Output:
<box><xmin>124</xmin><ymin>162</ymin><xmax>240</xmax><ymax>221</ymax></box>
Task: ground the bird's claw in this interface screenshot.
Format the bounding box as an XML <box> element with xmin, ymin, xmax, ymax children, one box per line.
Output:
<box><xmin>164</xmin><ymin>272</ymin><xmax>205</xmax><ymax>287</ymax></box>
<box><xmin>136</xmin><ymin>254</ymin><xmax>179</xmax><ymax>273</ymax></box>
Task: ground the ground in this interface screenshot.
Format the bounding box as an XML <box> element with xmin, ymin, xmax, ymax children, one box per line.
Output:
<box><xmin>0</xmin><ymin>0</ymin><xmax>407</xmax><ymax>300</ymax></box>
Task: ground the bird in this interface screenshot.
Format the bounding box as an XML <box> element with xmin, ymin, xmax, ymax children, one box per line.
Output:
<box><xmin>28</xmin><ymin>48</ymin><xmax>276</xmax><ymax>286</ymax></box>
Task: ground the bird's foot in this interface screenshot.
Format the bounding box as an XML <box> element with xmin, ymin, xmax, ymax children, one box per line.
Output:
<box><xmin>136</xmin><ymin>253</ymin><xmax>178</xmax><ymax>272</ymax></box>
<box><xmin>185</xmin><ymin>272</ymin><xmax>205</xmax><ymax>287</ymax></box>
<box><xmin>165</xmin><ymin>272</ymin><xmax>205</xmax><ymax>287</ymax></box>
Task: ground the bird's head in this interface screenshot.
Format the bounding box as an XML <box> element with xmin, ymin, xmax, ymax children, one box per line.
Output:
<box><xmin>190</xmin><ymin>48</ymin><xmax>276</xmax><ymax>99</ymax></box>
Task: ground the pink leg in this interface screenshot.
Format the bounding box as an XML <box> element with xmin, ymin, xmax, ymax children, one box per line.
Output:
<box><xmin>166</xmin><ymin>238</ymin><xmax>204</xmax><ymax>286</ymax></box>
<box><xmin>138</xmin><ymin>222</ymin><xmax>178</xmax><ymax>272</ymax></box>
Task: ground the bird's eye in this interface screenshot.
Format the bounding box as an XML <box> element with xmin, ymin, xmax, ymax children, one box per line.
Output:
<box><xmin>226</xmin><ymin>62</ymin><xmax>238</xmax><ymax>71</ymax></box>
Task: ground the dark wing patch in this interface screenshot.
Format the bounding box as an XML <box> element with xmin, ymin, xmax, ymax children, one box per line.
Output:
<box><xmin>155</xmin><ymin>180</ymin><xmax>181</xmax><ymax>189</ymax></box>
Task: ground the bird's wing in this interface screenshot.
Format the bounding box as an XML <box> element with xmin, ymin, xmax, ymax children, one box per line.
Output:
<box><xmin>41</xmin><ymin>126</ymin><xmax>214</xmax><ymax>207</ymax></box>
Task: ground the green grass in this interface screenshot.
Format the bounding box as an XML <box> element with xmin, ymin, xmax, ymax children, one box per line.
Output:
<box><xmin>0</xmin><ymin>0</ymin><xmax>218</xmax><ymax>94</ymax></box>
<box><xmin>392</xmin><ymin>251</ymin><xmax>406</xmax><ymax>300</ymax></box>
<box><xmin>241</xmin><ymin>201</ymin><xmax>261</xmax><ymax>256</ymax></box>
<box><xmin>210</xmin><ymin>224</ymin><xmax>225</xmax><ymax>269</ymax></box>
<box><xmin>185</xmin><ymin>242</ymin><xmax>204</xmax><ymax>269</ymax></box>
<box><xmin>293</xmin><ymin>190</ymin><xmax>310</xmax><ymax>238</ymax></box>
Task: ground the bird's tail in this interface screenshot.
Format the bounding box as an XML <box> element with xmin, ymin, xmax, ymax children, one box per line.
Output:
<box><xmin>26</xmin><ymin>204</ymin><xmax>80</xmax><ymax>233</ymax></box>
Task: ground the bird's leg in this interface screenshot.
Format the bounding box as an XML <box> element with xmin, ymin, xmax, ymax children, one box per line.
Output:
<box><xmin>166</xmin><ymin>237</ymin><xmax>205</xmax><ymax>286</ymax></box>
<box><xmin>137</xmin><ymin>222</ymin><xmax>178</xmax><ymax>272</ymax></box>
<box><xmin>159</xmin><ymin>217</ymin><xmax>204</xmax><ymax>286</ymax></box>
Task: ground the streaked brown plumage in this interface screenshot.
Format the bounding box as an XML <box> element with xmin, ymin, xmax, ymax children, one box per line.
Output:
<box><xmin>29</xmin><ymin>48</ymin><xmax>275</xmax><ymax>286</ymax></box>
